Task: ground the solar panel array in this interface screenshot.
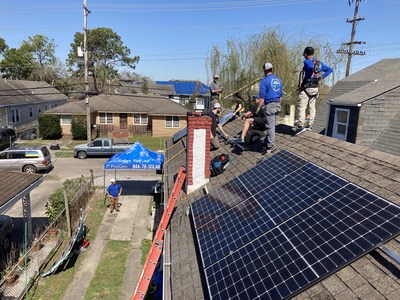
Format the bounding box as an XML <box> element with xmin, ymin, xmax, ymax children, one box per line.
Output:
<box><xmin>190</xmin><ymin>150</ymin><xmax>400</xmax><ymax>300</ymax></box>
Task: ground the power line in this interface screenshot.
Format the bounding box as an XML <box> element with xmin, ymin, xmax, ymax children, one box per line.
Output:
<box><xmin>337</xmin><ymin>0</ymin><xmax>366</xmax><ymax>77</ymax></box>
<box><xmin>0</xmin><ymin>1</ymin><xmax>325</xmax><ymax>13</ymax></box>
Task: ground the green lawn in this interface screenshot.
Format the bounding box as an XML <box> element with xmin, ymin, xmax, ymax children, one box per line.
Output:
<box><xmin>84</xmin><ymin>240</ymin><xmax>131</xmax><ymax>300</ymax></box>
<box><xmin>140</xmin><ymin>239</ymin><xmax>152</xmax><ymax>266</ymax></box>
<box><xmin>31</xmin><ymin>193</ymin><xmax>107</xmax><ymax>300</ymax></box>
<box><xmin>54</xmin><ymin>151</ymin><xmax>75</xmax><ymax>158</ymax></box>
<box><xmin>128</xmin><ymin>136</ymin><xmax>166</xmax><ymax>151</ymax></box>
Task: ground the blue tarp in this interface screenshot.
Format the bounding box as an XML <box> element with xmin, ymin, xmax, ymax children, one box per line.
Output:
<box><xmin>104</xmin><ymin>141</ymin><xmax>164</xmax><ymax>170</ymax></box>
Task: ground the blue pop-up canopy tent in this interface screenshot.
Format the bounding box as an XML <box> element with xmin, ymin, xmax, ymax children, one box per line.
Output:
<box><xmin>103</xmin><ymin>142</ymin><xmax>164</xmax><ymax>194</ymax></box>
<box><xmin>104</xmin><ymin>141</ymin><xmax>164</xmax><ymax>170</ymax></box>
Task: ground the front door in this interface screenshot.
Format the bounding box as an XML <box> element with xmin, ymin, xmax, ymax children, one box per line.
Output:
<box><xmin>120</xmin><ymin>113</ymin><xmax>128</xmax><ymax>129</ymax></box>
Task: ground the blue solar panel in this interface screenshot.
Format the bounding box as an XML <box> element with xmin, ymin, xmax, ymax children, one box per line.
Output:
<box><xmin>205</xmin><ymin>184</ymin><xmax>400</xmax><ymax>300</ymax></box>
<box><xmin>191</xmin><ymin>150</ymin><xmax>308</xmax><ymax>228</ymax></box>
<box><xmin>196</xmin><ymin>163</ymin><xmax>348</xmax><ymax>267</ymax></box>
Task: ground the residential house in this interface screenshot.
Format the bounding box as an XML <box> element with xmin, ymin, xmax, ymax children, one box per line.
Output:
<box><xmin>0</xmin><ymin>79</ymin><xmax>68</xmax><ymax>134</ymax></box>
<box><xmin>156</xmin><ymin>80</ymin><xmax>211</xmax><ymax>112</ymax></box>
<box><xmin>117</xmin><ymin>79</ymin><xmax>176</xmax><ymax>97</ymax></box>
<box><xmin>46</xmin><ymin>94</ymin><xmax>189</xmax><ymax>137</ymax></box>
<box><xmin>313</xmin><ymin>58</ymin><xmax>400</xmax><ymax>156</ymax></box>
<box><xmin>160</xmin><ymin>115</ymin><xmax>400</xmax><ymax>299</ymax></box>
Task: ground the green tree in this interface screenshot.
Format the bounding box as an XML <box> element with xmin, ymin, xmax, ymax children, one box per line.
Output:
<box><xmin>20</xmin><ymin>35</ymin><xmax>56</xmax><ymax>67</ymax></box>
<box><xmin>38</xmin><ymin>114</ymin><xmax>62</xmax><ymax>139</ymax></box>
<box><xmin>0</xmin><ymin>38</ymin><xmax>8</xmax><ymax>55</ymax></box>
<box><xmin>20</xmin><ymin>34</ymin><xmax>63</xmax><ymax>82</ymax></box>
<box><xmin>67</xmin><ymin>27</ymin><xmax>140</xmax><ymax>93</ymax></box>
<box><xmin>71</xmin><ymin>115</ymin><xmax>87</xmax><ymax>140</ymax></box>
<box><xmin>0</xmin><ymin>48</ymin><xmax>35</xmax><ymax>79</ymax></box>
<box><xmin>206</xmin><ymin>28</ymin><xmax>344</xmax><ymax>114</ymax></box>
<box><xmin>0</xmin><ymin>35</ymin><xmax>66</xmax><ymax>83</ymax></box>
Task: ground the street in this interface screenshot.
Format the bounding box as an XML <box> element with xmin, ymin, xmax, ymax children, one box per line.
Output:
<box><xmin>6</xmin><ymin>155</ymin><xmax>161</xmax><ymax>245</ymax></box>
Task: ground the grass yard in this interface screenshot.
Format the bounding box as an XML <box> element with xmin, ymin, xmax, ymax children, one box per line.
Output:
<box><xmin>55</xmin><ymin>151</ymin><xmax>75</xmax><ymax>158</ymax></box>
<box><xmin>31</xmin><ymin>192</ymin><xmax>107</xmax><ymax>300</ymax></box>
<box><xmin>140</xmin><ymin>239</ymin><xmax>152</xmax><ymax>266</ymax></box>
<box><xmin>128</xmin><ymin>136</ymin><xmax>166</xmax><ymax>151</ymax></box>
<box><xmin>83</xmin><ymin>240</ymin><xmax>131</xmax><ymax>300</ymax></box>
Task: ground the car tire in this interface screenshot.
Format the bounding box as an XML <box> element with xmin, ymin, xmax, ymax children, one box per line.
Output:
<box><xmin>3</xmin><ymin>234</ymin><xmax>11</xmax><ymax>252</ymax></box>
<box><xmin>23</xmin><ymin>165</ymin><xmax>37</xmax><ymax>173</ymax></box>
<box><xmin>77</xmin><ymin>151</ymin><xmax>88</xmax><ymax>159</ymax></box>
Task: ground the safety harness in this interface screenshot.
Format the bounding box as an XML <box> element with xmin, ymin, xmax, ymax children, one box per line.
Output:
<box><xmin>298</xmin><ymin>57</ymin><xmax>321</xmax><ymax>98</ymax></box>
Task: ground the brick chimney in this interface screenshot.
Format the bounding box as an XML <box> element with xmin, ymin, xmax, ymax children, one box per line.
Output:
<box><xmin>186</xmin><ymin>112</ymin><xmax>211</xmax><ymax>194</ymax></box>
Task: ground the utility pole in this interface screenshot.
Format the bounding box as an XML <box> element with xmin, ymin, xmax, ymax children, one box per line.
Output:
<box><xmin>337</xmin><ymin>0</ymin><xmax>366</xmax><ymax>77</ymax></box>
<box><xmin>84</xmin><ymin>0</ymin><xmax>91</xmax><ymax>142</ymax></box>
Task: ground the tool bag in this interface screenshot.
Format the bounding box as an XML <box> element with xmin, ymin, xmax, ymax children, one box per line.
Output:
<box><xmin>210</xmin><ymin>154</ymin><xmax>231</xmax><ymax>177</ymax></box>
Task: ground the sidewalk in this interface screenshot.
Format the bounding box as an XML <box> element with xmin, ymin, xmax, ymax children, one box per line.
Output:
<box><xmin>63</xmin><ymin>194</ymin><xmax>153</xmax><ymax>300</ymax></box>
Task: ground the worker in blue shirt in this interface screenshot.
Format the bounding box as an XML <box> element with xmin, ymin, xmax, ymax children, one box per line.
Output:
<box><xmin>257</xmin><ymin>62</ymin><xmax>283</xmax><ymax>154</ymax></box>
<box><xmin>106</xmin><ymin>178</ymin><xmax>122</xmax><ymax>213</ymax></box>
<box><xmin>295</xmin><ymin>46</ymin><xmax>332</xmax><ymax>131</ymax></box>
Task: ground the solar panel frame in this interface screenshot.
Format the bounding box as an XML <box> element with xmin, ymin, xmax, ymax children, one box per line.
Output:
<box><xmin>204</xmin><ymin>183</ymin><xmax>400</xmax><ymax>300</ymax></box>
<box><xmin>196</xmin><ymin>163</ymin><xmax>348</xmax><ymax>267</ymax></box>
<box><xmin>191</xmin><ymin>150</ymin><xmax>308</xmax><ymax>229</ymax></box>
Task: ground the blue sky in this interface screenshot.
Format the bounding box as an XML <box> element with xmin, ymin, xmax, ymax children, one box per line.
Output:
<box><xmin>0</xmin><ymin>0</ymin><xmax>399</xmax><ymax>84</ymax></box>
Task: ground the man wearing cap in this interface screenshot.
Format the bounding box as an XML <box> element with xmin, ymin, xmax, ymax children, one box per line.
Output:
<box><xmin>256</xmin><ymin>62</ymin><xmax>283</xmax><ymax>154</ymax></box>
<box><xmin>210</xmin><ymin>102</ymin><xmax>228</xmax><ymax>149</ymax></box>
<box><xmin>295</xmin><ymin>46</ymin><xmax>332</xmax><ymax>132</ymax></box>
<box><xmin>209</xmin><ymin>75</ymin><xmax>223</xmax><ymax>103</ymax></box>
<box><xmin>232</xmin><ymin>96</ymin><xmax>266</xmax><ymax>144</ymax></box>
<box><xmin>106</xmin><ymin>178</ymin><xmax>122</xmax><ymax>213</ymax></box>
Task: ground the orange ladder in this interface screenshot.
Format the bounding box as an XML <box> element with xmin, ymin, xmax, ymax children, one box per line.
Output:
<box><xmin>132</xmin><ymin>166</ymin><xmax>186</xmax><ymax>300</ymax></box>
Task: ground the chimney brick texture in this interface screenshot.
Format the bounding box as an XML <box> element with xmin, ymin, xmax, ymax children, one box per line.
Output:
<box><xmin>186</xmin><ymin>112</ymin><xmax>211</xmax><ymax>193</ymax></box>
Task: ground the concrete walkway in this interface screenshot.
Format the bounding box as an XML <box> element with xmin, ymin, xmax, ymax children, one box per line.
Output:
<box><xmin>63</xmin><ymin>195</ymin><xmax>153</xmax><ymax>300</ymax></box>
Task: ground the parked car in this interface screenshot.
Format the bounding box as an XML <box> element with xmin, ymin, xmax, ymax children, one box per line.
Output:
<box><xmin>74</xmin><ymin>138</ymin><xmax>132</xmax><ymax>159</ymax></box>
<box><xmin>0</xmin><ymin>215</ymin><xmax>13</xmax><ymax>253</ymax></box>
<box><xmin>0</xmin><ymin>146</ymin><xmax>53</xmax><ymax>173</ymax></box>
<box><xmin>0</xmin><ymin>128</ymin><xmax>17</xmax><ymax>151</ymax></box>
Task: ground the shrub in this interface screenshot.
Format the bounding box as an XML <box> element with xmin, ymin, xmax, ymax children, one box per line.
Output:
<box><xmin>71</xmin><ymin>115</ymin><xmax>87</xmax><ymax>140</ymax></box>
<box><xmin>38</xmin><ymin>114</ymin><xmax>62</xmax><ymax>139</ymax></box>
<box><xmin>46</xmin><ymin>176</ymin><xmax>89</xmax><ymax>223</ymax></box>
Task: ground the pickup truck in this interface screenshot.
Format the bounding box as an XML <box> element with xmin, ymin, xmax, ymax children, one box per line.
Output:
<box><xmin>74</xmin><ymin>138</ymin><xmax>132</xmax><ymax>159</ymax></box>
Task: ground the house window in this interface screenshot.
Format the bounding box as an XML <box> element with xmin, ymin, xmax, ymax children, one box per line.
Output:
<box><xmin>29</xmin><ymin>107</ymin><xmax>34</xmax><ymax>118</ymax></box>
<box><xmin>38</xmin><ymin>106</ymin><xmax>42</xmax><ymax>113</ymax></box>
<box><xmin>99</xmin><ymin>113</ymin><xmax>113</xmax><ymax>124</ymax></box>
<box><xmin>45</xmin><ymin>104</ymin><xmax>49</xmax><ymax>110</ymax></box>
<box><xmin>134</xmin><ymin>114</ymin><xmax>148</xmax><ymax>125</ymax></box>
<box><xmin>60</xmin><ymin>115</ymin><xmax>72</xmax><ymax>125</ymax></box>
<box><xmin>197</xmin><ymin>98</ymin><xmax>204</xmax><ymax>106</ymax></box>
<box><xmin>11</xmin><ymin>109</ymin><xmax>20</xmax><ymax>123</ymax></box>
<box><xmin>333</xmin><ymin>108</ymin><xmax>350</xmax><ymax>141</ymax></box>
<box><xmin>166</xmin><ymin>116</ymin><xmax>180</xmax><ymax>128</ymax></box>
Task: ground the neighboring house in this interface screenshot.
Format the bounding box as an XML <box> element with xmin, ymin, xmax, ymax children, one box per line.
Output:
<box><xmin>313</xmin><ymin>58</ymin><xmax>400</xmax><ymax>156</ymax></box>
<box><xmin>161</xmin><ymin>117</ymin><xmax>400</xmax><ymax>300</ymax></box>
<box><xmin>0</xmin><ymin>79</ymin><xmax>68</xmax><ymax>133</ymax></box>
<box><xmin>117</xmin><ymin>79</ymin><xmax>176</xmax><ymax>97</ymax></box>
<box><xmin>156</xmin><ymin>80</ymin><xmax>211</xmax><ymax>111</ymax></box>
<box><xmin>46</xmin><ymin>94</ymin><xmax>189</xmax><ymax>137</ymax></box>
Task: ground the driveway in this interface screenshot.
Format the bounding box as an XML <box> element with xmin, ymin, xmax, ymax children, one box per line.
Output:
<box><xmin>6</xmin><ymin>156</ymin><xmax>161</xmax><ymax>245</ymax></box>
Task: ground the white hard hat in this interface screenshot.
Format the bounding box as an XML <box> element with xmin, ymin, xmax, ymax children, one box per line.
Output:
<box><xmin>110</xmin><ymin>178</ymin><xmax>116</xmax><ymax>183</ymax></box>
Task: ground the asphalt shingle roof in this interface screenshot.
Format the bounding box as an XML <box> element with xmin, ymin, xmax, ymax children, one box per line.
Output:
<box><xmin>164</xmin><ymin>116</ymin><xmax>400</xmax><ymax>300</ymax></box>
<box><xmin>0</xmin><ymin>80</ymin><xmax>68</xmax><ymax>107</ymax></box>
<box><xmin>313</xmin><ymin>58</ymin><xmax>400</xmax><ymax>134</ymax></box>
<box><xmin>46</xmin><ymin>94</ymin><xmax>190</xmax><ymax>116</ymax></box>
<box><xmin>0</xmin><ymin>171</ymin><xmax>42</xmax><ymax>208</ymax></box>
